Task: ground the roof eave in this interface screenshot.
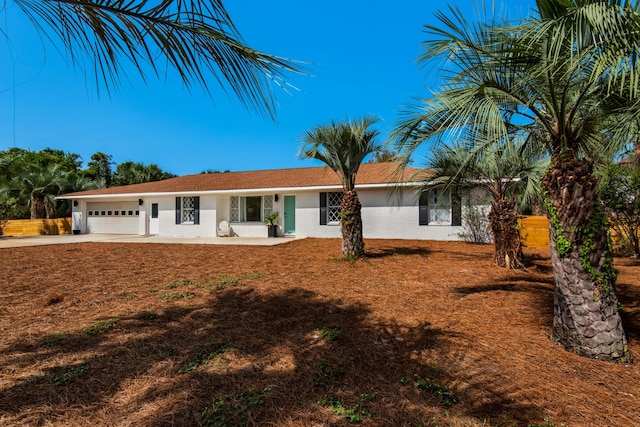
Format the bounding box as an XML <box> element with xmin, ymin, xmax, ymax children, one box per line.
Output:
<box><xmin>57</xmin><ymin>182</ymin><xmax>419</xmax><ymax>200</ymax></box>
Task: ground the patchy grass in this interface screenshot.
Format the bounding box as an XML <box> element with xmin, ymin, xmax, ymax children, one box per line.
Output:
<box><xmin>317</xmin><ymin>325</ymin><xmax>343</xmax><ymax>341</ymax></box>
<box><xmin>179</xmin><ymin>343</ymin><xmax>231</xmax><ymax>374</ymax></box>
<box><xmin>317</xmin><ymin>393</ymin><xmax>376</xmax><ymax>423</ymax></box>
<box><xmin>28</xmin><ymin>363</ymin><xmax>89</xmax><ymax>386</ymax></box>
<box><xmin>200</xmin><ymin>387</ymin><xmax>271</xmax><ymax>427</ymax></box>
<box><xmin>82</xmin><ymin>318</ymin><xmax>119</xmax><ymax>335</ymax></box>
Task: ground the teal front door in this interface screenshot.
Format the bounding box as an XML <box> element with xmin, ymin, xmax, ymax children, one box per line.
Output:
<box><xmin>284</xmin><ymin>195</ymin><xmax>296</xmax><ymax>235</ymax></box>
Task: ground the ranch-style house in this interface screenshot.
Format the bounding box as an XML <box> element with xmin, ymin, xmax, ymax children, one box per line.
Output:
<box><xmin>59</xmin><ymin>162</ymin><xmax>489</xmax><ymax>240</ymax></box>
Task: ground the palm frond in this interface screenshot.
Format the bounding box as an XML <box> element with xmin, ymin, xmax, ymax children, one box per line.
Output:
<box><xmin>14</xmin><ymin>0</ymin><xmax>305</xmax><ymax>118</ymax></box>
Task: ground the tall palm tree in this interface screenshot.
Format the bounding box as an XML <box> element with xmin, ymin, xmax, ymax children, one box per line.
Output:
<box><xmin>429</xmin><ymin>138</ymin><xmax>547</xmax><ymax>269</ymax></box>
<box><xmin>393</xmin><ymin>2</ymin><xmax>638</xmax><ymax>361</ymax></box>
<box><xmin>299</xmin><ymin>116</ymin><xmax>382</xmax><ymax>258</ymax></box>
<box><xmin>12</xmin><ymin>0</ymin><xmax>302</xmax><ymax>118</ymax></box>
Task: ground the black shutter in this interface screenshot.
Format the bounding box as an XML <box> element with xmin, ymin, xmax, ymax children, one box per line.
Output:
<box><xmin>319</xmin><ymin>192</ymin><xmax>327</xmax><ymax>225</ymax></box>
<box><xmin>175</xmin><ymin>197</ymin><xmax>181</xmax><ymax>224</ymax></box>
<box><xmin>419</xmin><ymin>192</ymin><xmax>429</xmax><ymax>226</ymax></box>
<box><xmin>194</xmin><ymin>197</ymin><xmax>200</xmax><ymax>225</ymax></box>
<box><xmin>452</xmin><ymin>191</ymin><xmax>462</xmax><ymax>226</ymax></box>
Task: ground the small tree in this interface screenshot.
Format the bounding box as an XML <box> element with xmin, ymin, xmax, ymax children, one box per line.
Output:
<box><xmin>599</xmin><ymin>163</ymin><xmax>640</xmax><ymax>257</ymax></box>
<box><xmin>299</xmin><ymin>116</ymin><xmax>382</xmax><ymax>259</ymax></box>
<box><xmin>428</xmin><ymin>140</ymin><xmax>546</xmax><ymax>268</ymax></box>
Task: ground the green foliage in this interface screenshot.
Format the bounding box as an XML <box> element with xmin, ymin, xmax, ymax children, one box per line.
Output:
<box><xmin>263</xmin><ymin>211</ymin><xmax>279</xmax><ymax>225</ymax></box>
<box><xmin>159</xmin><ymin>292</ymin><xmax>195</xmax><ymax>302</ymax></box>
<box><xmin>112</xmin><ymin>161</ymin><xmax>176</xmax><ymax>186</ymax></box>
<box><xmin>598</xmin><ymin>163</ymin><xmax>640</xmax><ymax>257</ymax></box>
<box><xmin>134</xmin><ymin>311</ymin><xmax>158</xmax><ymax>320</ymax></box>
<box><xmin>28</xmin><ymin>363</ymin><xmax>88</xmax><ymax>386</ymax></box>
<box><xmin>317</xmin><ymin>393</ymin><xmax>375</xmax><ymax>423</ymax></box>
<box><xmin>545</xmin><ymin>198</ymin><xmax>572</xmax><ymax>256</ymax></box>
<box><xmin>200</xmin><ymin>387</ymin><xmax>271</xmax><ymax>426</ymax></box>
<box><xmin>82</xmin><ymin>318</ymin><xmax>120</xmax><ymax>335</ymax></box>
<box><xmin>574</xmin><ymin>209</ymin><xmax>617</xmax><ymax>301</ymax></box>
<box><xmin>85</xmin><ymin>152</ymin><xmax>114</xmax><ymax>187</ymax></box>
<box><xmin>39</xmin><ymin>333</ymin><xmax>66</xmax><ymax>348</ymax></box>
<box><xmin>314</xmin><ymin>359</ymin><xmax>345</xmax><ymax>386</ymax></box>
<box><xmin>179</xmin><ymin>343</ymin><xmax>231</xmax><ymax>374</ymax></box>
<box><xmin>400</xmin><ymin>374</ymin><xmax>458</xmax><ymax>406</ymax></box>
<box><xmin>318</xmin><ymin>325</ymin><xmax>343</xmax><ymax>341</ymax></box>
<box><xmin>0</xmin><ymin>148</ymin><xmax>178</xmax><ymax>219</ymax></box>
<box><xmin>149</xmin><ymin>275</ymin><xmax>264</xmax><ymax>296</ymax></box>
<box><xmin>204</xmin><ymin>274</ymin><xmax>264</xmax><ymax>292</ymax></box>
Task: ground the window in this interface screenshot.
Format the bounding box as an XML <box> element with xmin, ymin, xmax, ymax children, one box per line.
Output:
<box><xmin>151</xmin><ymin>203</ymin><xmax>159</xmax><ymax>219</ymax></box>
<box><xmin>319</xmin><ymin>192</ymin><xmax>343</xmax><ymax>225</ymax></box>
<box><xmin>229</xmin><ymin>195</ymin><xmax>272</xmax><ymax>223</ymax></box>
<box><xmin>263</xmin><ymin>195</ymin><xmax>274</xmax><ymax>218</ymax></box>
<box><xmin>175</xmin><ymin>196</ymin><xmax>200</xmax><ymax>224</ymax></box>
<box><xmin>419</xmin><ymin>188</ymin><xmax>461</xmax><ymax>226</ymax></box>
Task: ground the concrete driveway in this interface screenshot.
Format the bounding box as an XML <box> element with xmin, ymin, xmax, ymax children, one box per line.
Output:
<box><xmin>0</xmin><ymin>234</ymin><xmax>298</xmax><ymax>248</ymax></box>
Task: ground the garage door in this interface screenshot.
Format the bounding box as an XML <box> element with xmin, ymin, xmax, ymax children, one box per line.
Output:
<box><xmin>87</xmin><ymin>202</ymin><xmax>140</xmax><ymax>234</ymax></box>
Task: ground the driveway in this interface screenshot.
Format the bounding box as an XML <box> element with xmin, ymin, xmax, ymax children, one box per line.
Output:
<box><xmin>0</xmin><ymin>234</ymin><xmax>298</xmax><ymax>248</ymax></box>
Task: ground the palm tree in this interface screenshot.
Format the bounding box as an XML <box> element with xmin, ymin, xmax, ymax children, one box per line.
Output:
<box><xmin>429</xmin><ymin>138</ymin><xmax>547</xmax><ymax>269</ymax></box>
<box><xmin>2</xmin><ymin>164</ymin><xmax>69</xmax><ymax>219</ymax></box>
<box><xmin>299</xmin><ymin>116</ymin><xmax>382</xmax><ymax>258</ymax></box>
<box><xmin>12</xmin><ymin>0</ymin><xmax>302</xmax><ymax>118</ymax></box>
<box><xmin>393</xmin><ymin>2</ymin><xmax>638</xmax><ymax>361</ymax></box>
<box><xmin>112</xmin><ymin>161</ymin><xmax>175</xmax><ymax>186</ymax></box>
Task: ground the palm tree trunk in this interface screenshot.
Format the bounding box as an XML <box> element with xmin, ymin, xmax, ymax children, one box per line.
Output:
<box><xmin>340</xmin><ymin>190</ymin><xmax>365</xmax><ymax>258</ymax></box>
<box><xmin>543</xmin><ymin>157</ymin><xmax>628</xmax><ymax>361</ymax></box>
<box><xmin>488</xmin><ymin>198</ymin><xmax>525</xmax><ymax>269</ymax></box>
<box><xmin>30</xmin><ymin>193</ymin><xmax>47</xmax><ymax>220</ymax></box>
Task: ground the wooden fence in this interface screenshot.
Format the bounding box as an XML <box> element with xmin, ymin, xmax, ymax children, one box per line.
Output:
<box><xmin>518</xmin><ymin>215</ymin><xmax>550</xmax><ymax>249</ymax></box>
<box><xmin>0</xmin><ymin>218</ymin><xmax>72</xmax><ymax>237</ymax></box>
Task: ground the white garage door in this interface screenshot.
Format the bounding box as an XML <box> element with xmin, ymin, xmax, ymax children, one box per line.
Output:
<box><xmin>87</xmin><ymin>202</ymin><xmax>140</xmax><ymax>234</ymax></box>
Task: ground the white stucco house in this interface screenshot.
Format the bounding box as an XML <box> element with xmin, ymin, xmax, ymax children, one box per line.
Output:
<box><xmin>59</xmin><ymin>162</ymin><xmax>487</xmax><ymax>240</ymax></box>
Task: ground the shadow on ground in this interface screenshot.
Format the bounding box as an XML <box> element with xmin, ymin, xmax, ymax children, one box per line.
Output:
<box><xmin>0</xmin><ymin>286</ymin><xmax>552</xmax><ymax>425</ymax></box>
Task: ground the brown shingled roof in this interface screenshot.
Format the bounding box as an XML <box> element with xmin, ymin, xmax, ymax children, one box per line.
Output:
<box><xmin>62</xmin><ymin>162</ymin><xmax>431</xmax><ymax>198</ymax></box>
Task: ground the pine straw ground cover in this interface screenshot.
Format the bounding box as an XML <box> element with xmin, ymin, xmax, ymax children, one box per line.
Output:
<box><xmin>0</xmin><ymin>239</ymin><xmax>639</xmax><ymax>427</ymax></box>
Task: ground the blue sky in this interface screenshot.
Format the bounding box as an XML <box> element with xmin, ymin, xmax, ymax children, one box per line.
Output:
<box><xmin>0</xmin><ymin>0</ymin><xmax>535</xmax><ymax>176</ymax></box>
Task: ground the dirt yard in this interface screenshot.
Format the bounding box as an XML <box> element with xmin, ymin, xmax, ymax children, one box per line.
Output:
<box><xmin>0</xmin><ymin>238</ymin><xmax>638</xmax><ymax>426</ymax></box>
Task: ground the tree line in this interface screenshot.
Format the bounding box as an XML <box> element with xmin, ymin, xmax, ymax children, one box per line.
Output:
<box><xmin>0</xmin><ymin>148</ymin><xmax>175</xmax><ymax>220</ymax></box>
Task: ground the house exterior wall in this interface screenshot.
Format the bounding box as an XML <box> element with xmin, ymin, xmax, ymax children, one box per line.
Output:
<box><xmin>217</xmin><ymin>192</ymin><xmax>284</xmax><ymax>237</ymax></box>
<box><xmin>149</xmin><ymin>195</ymin><xmax>217</xmax><ymax>238</ymax></box>
<box><xmin>293</xmin><ymin>187</ymin><xmax>467</xmax><ymax>241</ymax></box>
<box><xmin>68</xmin><ymin>186</ymin><xmax>489</xmax><ymax>241</ymax></box>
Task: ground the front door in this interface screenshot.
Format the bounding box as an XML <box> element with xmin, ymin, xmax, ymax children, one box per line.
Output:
<box><xmin>284</xmin><ymin>195</ymin><xmax>296</xmax><ymax>235</ymax></box>
<box><xmin>149</xmin><ymin>202</ymin><xmax>159</xmax><ymax>234</ymax></box>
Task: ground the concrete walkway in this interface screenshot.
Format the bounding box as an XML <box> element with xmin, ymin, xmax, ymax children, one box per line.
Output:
<box><xmin>0</xmin><ymin>234</ymin><xmax>299</xmax><ymax>248</ymax></box>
